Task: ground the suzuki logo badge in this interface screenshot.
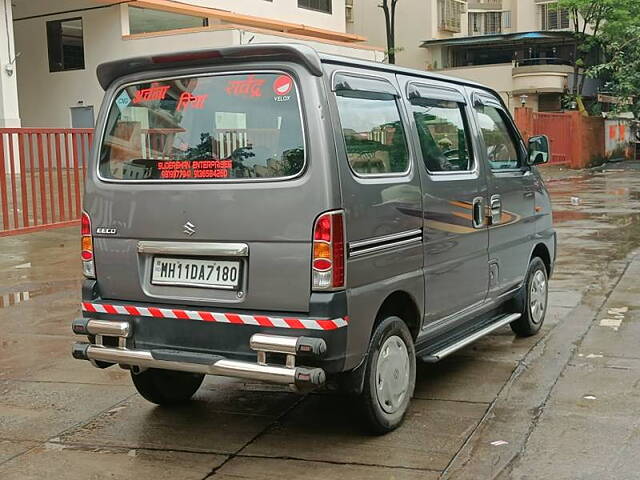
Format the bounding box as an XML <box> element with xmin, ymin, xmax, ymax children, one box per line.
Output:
<box><xmin>183</xmin><ymin>221</ymin><xmax>196</xmax><ymax>237</ymax></box>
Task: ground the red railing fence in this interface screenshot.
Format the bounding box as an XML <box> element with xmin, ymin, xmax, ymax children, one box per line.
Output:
<box><xmin>0</xmin><ymin>128</ymin><xmax>93</xmax><ymax>237</ymax></box>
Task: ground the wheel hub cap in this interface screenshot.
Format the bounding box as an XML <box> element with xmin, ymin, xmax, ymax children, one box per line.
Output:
<box><xmin>529</xmin><ymin>269</ymin><xmax>548</xmax><ymax>324</ymax></box>
<box><xmin>376</xmin><ymin>335</ymin><xmax>410</xmax><ymax>414</ymax></box>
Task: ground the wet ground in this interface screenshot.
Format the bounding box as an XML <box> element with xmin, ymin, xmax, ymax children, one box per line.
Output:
<box><xmin>1</xmin><ymin>162</ymin><xmax>640</xmax><ymax>479</ymax></box>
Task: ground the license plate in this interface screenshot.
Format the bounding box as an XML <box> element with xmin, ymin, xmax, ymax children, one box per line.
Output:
<box><xmin>152</xmin><ymin>257</ymin><xmax>241</xmax><ymax>290</ymax></box>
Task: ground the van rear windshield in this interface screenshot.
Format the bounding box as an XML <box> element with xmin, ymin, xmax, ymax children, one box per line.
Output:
<box><xmin>99</xmin><ymin>72</ymin><xmax>305</xmax><ymax>181</ymax></box>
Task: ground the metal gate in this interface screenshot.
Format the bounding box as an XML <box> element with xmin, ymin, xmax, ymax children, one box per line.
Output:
<box><xmin>532</xmin><ymin>112</ymin><xmax>571</xmax><ymax>165</ymax></box>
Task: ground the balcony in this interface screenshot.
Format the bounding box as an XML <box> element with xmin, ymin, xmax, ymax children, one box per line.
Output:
<box><xmin>512</xmin><ymin>63</ymin><xmax>574</xmax><ymax>94</ymax></box>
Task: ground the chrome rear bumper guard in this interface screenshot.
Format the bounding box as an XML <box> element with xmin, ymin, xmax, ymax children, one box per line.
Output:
<box><xmin>72</xmin><ymin>318</ymin><xmax>327</xmax><ymax>391</ymax></box>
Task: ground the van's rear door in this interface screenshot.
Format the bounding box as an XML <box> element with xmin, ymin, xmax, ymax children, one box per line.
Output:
<box><xmin>86</xmin><ymin>66</ymin><xmax>336</xmax><ymax>313</ymax></box>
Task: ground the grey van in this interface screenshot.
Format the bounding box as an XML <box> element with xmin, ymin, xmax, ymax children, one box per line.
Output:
<box><xmin>72</xmin><ymin>44</ymin><xmax>555</xmax><ymax>433</ymax></box>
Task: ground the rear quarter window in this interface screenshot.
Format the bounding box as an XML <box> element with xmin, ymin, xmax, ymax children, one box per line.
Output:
<box><xmin>334</xmin><ymin>90</ymin><xmax>410</xmax><ymax>176</ymax></box>
<box><xmin>99</xmin><ymin>72</ymin><xmax>305</xmax><ymax>181</ymax></box>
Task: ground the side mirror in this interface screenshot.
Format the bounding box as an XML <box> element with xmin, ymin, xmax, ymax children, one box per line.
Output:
<box><xmin>527</xmin><ymin>135</ymin><xmax>550</xmax><ymax>166</ymax></box>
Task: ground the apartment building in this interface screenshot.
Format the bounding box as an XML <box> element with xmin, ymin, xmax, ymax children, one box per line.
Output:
<box><xmin>347</xmin><ymin>0</ymin><xmax>592</xmax><ymax>111</ymax></box>
<box><xmin>0</xmin><ymin>0</ymin><xmax>384</xmax><ymax>128</ymax></box>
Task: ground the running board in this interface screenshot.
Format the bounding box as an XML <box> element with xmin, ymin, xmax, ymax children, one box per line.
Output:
<box><xmin>420</xmin><ymin>313</ymin><xmax>521</xmax><ymax>363</ymax></box>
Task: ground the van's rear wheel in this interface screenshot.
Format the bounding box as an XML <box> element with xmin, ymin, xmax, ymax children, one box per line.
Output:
<box><xmin>131</xmin><ymin>368</ymin><xmax>204</xmax><ymax>405</ymax></box>
<box><xmin>510</xmin><ymin>257</ymin><xmax>549</xmax><ymax>337</ymax></box>
<box><xmin>358</xmin><ymin>316</ymin><xmax>416</xmax><ymax>434</ymax></box>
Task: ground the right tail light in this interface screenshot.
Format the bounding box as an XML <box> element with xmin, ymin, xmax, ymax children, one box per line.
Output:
<box><xmin>312</xmin><ymin>210</ymin><xmax>345</xmax><ymax>291</ymax></box>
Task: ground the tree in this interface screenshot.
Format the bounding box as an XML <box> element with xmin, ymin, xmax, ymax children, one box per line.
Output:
<box><xmin>586</xmin><ymin>1</ymin><xmax>640</xmax><ymax>117</ymax></box>
<box><xmin>589</xmin><ymin>17</ymin><xmax>640</xmax><ymax>118</ymax></box>
<box><xmin>556</xmin><ymin>0</ymin><xmax>616</xmax><ymax>97</ymax></box>
<box><xmin>379</xmin><ymin>0</ymin><xmax>399</xmax><ymax>64</ymax></box>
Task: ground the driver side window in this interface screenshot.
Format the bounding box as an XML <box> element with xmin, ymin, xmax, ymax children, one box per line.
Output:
<box><xmin>474</xmin><ymin>104</ymin><xmax>521</xmax><ymax>170</ymax></box>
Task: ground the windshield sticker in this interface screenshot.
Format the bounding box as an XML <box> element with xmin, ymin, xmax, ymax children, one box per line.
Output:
<box><xmin>225</xmin><ymin>75</ymin><xmax>265</xmax><ymax>98</ymax></box>
<box><xmin>115</xmin><ymin>91</ymin><xmax>131</xmax><ymax>111</ymax></box>
<box><xmin>273</xmin><ymin>75</ymin><xmax>293</xmax><ymax>96</ymax></box>
<box><xmin>133</xmin><ymin>85</ymin><xmax>170</xmax><ymax>104</ymax></box>
<box><xmin>157</xmin><ymin>160</ymin><xmax>231</xmax><ymax>180</ymax></box>
<box><xmin>273</xmin><ymin>75</ymin><xmax>293</xmax><ymax>102</ymax></box>
<box><xmin>177</xmin><ymin>92</ymin><xmax>208</xmax><ymax>111</ymax></box>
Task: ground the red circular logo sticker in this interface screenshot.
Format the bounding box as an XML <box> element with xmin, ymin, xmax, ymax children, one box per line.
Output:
<box><xmin>273</xmin><ymin>75</ymin><xmax>293</xmax><ymax>96</ymax></box>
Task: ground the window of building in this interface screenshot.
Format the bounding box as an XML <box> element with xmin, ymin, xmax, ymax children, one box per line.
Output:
<box><xmin>411</xmin><ymin>97</ymin><xmax>474</xmax><ymax>173</ymax></box>
<box><xmin>335</xmin><ymin>92</ymin><xmax>409</xmax><ymax>176</ymax></box>
<box><xmin>128</xmin><ymin>7</ymin><xmax>207</xmax><ymax>35</ymax></box>
<box><xmin>502</xmin><ymin>10</ymin><xmax>512</xmax><ymax>29</ymax></box>
<box><xmin>539</xmin><ymin>2</ymin><xmax>571</xmax><ymax>30</ymax></box>
<box><xmin>474</xmin><ymin>104</ymin><xmax>521</xmax><ymax>170</ymax></box>
<box><xmin>469</xmin><ymin>11</ymin><xmax>510</xmax><ymax>36</ymax></box>
<box><xmin>46</xmin><ymin>18</ymin><xmax>85</xmax><ymax>72</ymax></box>
<box><xmin>438</xmin><ymin>0</ymin><xmax>465</xmax><ymax>33</ymax></box>
<box><xmin>298</xmin><ymin>0</ymin><xmax>332</xmax><ymax>14</ymax></box>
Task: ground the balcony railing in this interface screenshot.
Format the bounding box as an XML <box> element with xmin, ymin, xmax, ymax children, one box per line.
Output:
<box><xmin>468</xmin><ymin>0</ymin><xmax>503</xmax><ymax>10</ymax></box>
<box><xmin>517</xmin><ymin>57</ymin><xmax>573</xmax><ymax>67</ymax></box>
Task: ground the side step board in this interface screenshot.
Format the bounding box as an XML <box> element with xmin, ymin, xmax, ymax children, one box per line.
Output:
<box><xmin>420</xmin><ymin>313</ymin><xmax>521</xmax><ymax>363</ymax></box>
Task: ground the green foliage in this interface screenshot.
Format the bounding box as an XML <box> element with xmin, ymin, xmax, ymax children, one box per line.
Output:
<box><xmin>586</xmin><ymin>2</ymin><xmax>640</xmax><ymax>118</ymax></box>
<box><xmin>556</xmin><ymin>0</ymin><xmax>640</xmax><ymax>115</ymax></box>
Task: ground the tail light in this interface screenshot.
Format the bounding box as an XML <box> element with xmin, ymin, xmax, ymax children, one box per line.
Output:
<box><xmin>81</xmin><ymin>211</ymin><xmax>95</xmax><ymax>278</ymax></box>
<box><xmin>312</xmin><ymin>210</ymin><xmax>345</xmax><ymax>291</ymax></box>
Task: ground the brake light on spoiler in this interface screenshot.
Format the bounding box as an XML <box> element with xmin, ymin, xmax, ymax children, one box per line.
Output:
<box><xmin>151</xmin><ymin>51</ymin><xmax>222</xmax><ymax>64</ymax></box>
<box><xmin>312</xmin><ymin>211</ymin><xmax>345</xmax><ymax>291</ymax></box>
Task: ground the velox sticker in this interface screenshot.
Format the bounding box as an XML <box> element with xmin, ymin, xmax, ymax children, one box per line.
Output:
<box><xmin>273</xmin><ymin>75</ymin><xmax>293</xmax><ymax>102</ymax></box>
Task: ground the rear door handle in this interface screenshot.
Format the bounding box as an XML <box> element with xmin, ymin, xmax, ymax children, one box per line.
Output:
<box><xmin>490</xmin><ymin>194</ymin><xmax>502</xmax><ymax>225</ymax></box>
<box><xmin>472</xmin><ymin>197</ymin><xmax>484</xmax><ymax>229</ymax></box>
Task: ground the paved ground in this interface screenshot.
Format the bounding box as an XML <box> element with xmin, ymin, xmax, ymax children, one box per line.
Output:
<box><xmin>1</xmin><ymin>162</ymin><xmax>640</xmax><ymax>479</ymax></box>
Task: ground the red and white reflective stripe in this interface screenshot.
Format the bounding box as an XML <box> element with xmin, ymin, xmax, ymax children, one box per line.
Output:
<box><xmin>81</xmin><ymin>302</ymin><xmax>348</xmax><ymax>331</ymax></box>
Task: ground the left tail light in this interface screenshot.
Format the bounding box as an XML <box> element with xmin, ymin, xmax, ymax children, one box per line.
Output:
<box><xmin>81</xmin><ymin>211</ymin><xmax>95</xmax><ymax>278</ymax></box>
<box><xmin>312</xmin><ymin>210</ymin><xmax>345</xmax><ymax>291</ymax></box>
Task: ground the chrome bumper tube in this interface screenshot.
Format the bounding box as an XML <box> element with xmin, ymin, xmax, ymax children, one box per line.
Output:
<box><xmin>72</xmin><ymin>319</ymin><xmax>327</xmax><ymax>390</ymax></box>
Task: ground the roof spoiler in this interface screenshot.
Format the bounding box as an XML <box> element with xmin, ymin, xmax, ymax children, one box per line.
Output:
<box><xmin>96</xmin><ymin>43</ymin><xmax>324</xmax><ymax>90</ymax></box>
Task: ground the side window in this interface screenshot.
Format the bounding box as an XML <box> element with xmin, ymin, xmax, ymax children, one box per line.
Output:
<box><xmin>474</xmin><ymin>104</ymin><xmax>521</xmax><ymax>170</ymax></box>
<box><xmin>335</xmin><ymin>91</ymin><xmax>409</xmax><ymax>176</ymax></box>
<box><xmin>410</xmin><ymin>95</ymin><xmax>473</xmax><ymax>173</ymax></box>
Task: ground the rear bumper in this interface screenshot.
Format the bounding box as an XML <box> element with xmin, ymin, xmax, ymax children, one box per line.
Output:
<box><xmin>72</xmin><ymin>296</ymin><xmax>350</xmax><ymax>387</ymax></box>
<box><xmin>72</xmin><ymin>330</ymin><xmax>326</xmax><ymax>391</ymax></box>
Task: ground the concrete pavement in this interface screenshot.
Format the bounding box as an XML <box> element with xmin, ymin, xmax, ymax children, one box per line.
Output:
<box><xmin>1</xmin><ymin>162</ymin><xmax>640</xmax><ymax>479</ymax></box>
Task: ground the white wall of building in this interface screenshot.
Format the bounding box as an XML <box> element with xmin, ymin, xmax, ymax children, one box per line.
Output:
<box><xmin>0</xmin><ymin>0</ymin><xmax>21</xmax><ymax>127</ymax></box>
<box><xmin>443</xmin><ymin>63</ymin><xmax>515</xmax><ymax>107</ymax></box>
<box><xmin>13</xmin><ymin>3</ymin><xmax>380</xmax><ymax>127</ymax></box>
<box><xmin>347</xmin><ymin>0</ymin><xmax>431</xmax><ymax>69</ymax></box>
<box><xmin>186</xmin><ymin>0</ymin><xmax>347</xmax><ymax>32</ymax></box>
<box><xmin>14</xmin><ymin>4</ymin><xmax>123</xmax><ymax>128</ymax></box>
<box><xmin>347</xmin><ymin>0</ymin><xmax>471</xmax><ymax>70</ymax></box>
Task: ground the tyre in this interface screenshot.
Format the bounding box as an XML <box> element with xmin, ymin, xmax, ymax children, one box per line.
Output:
<box><xmin>358</xmin><ymin>316</ymin><xmax>416</xmax><ymax>434</ymax></box>
<box><xmin>510</xmin><ymin>257</ymin><xmax>549</xmax><ymax>337</ymax></box>
<box><xmin>131</xmin><ymin>368</ymin><xmax>204</xmax><ymax>405</ymax></box>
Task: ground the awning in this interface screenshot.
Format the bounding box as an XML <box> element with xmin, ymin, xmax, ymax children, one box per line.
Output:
<box><xmin>420</xmin><ymin>31</ymin><xmax>576</xmax><ymax>48</ymax></box>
